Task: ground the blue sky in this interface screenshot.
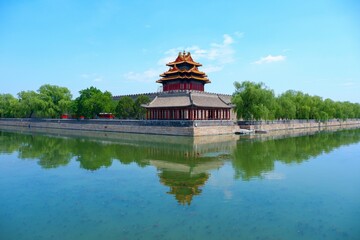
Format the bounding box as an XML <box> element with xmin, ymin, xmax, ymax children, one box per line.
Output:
<box><xmin>1</xmin><ymin>0</ymin><xmax>359</xmax><ymax>102</ymax></box>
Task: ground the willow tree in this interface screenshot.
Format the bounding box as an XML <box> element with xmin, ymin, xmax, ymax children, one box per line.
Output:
<box><xmin>0</xmin><ymin>94</ymin><xmax>20</xmax><ymax>118</ymax></box>
<box><xmin>17</xmin><ymin>90</ymin><xmax>46</xmax><ymax>118</ymax></box>
<box><xmin>232</xmin><ymin>81</ymin><xmax>277</xmax><ymax>120</ymax></box>
<box><xmin>38</xmin><ymin>84</ymin><xmax>72</xmax><ymax>118</ymax></box>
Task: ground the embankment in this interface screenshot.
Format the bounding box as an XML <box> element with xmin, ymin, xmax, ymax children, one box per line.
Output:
<box><xmin>0</xmin><ymin>118</ymin><xmax>359</xmax><ymax>136</ymax></box>
<box><xmin>238</xmin><ymin>119</ymin><xmax>360</xmax><ymax>132</ymax></box>
<box><xmin>0</xmin><ymin>118</ymin><xmax>235</xmax><ymax>136</ymax></box>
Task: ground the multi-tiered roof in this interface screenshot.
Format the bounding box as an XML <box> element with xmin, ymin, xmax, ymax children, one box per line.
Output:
<box><xmin>157</xmin><ymin>51</ymin><xmax>210</xmax><ymax>91</ymax></box>
<box><xmin>141</xmin><ymin>51</ymin><xmax>233</xmax><ymax>120</ymax></box>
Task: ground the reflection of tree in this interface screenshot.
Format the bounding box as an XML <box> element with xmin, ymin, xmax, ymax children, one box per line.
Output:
<box><xmin>72</xmin><ymin>140</ymin><xmax>114</xmax><ymax>170</ymax></box>
<box><xmin>232</xmin><ymin>140</ymin><xmax>275</xmax><ymax>180</ymax></box>
<box><xmin>159</xmin><ymin>171</ymin><xmax>209</xmax><ymax>205</ymax></box>
<box><xmin>0</xmin><ymin>131</ymin><xmax>75</xmax><ymax>168</ymax></box>
<box><xmin>0</xmin><ymin>132</ymin><xmax>32</xmax><ymax>154</ymax></box>
<box><xmin>232</xmin><ymin>129</ymin><xmax>360</xmax><ymax>180</ymax></box>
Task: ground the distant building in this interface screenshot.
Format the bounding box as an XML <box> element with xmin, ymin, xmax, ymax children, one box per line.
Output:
<box><xmin>114</xmin><ymin>51</ymin><xmax>234</xmax><ymax>120</ymax></box>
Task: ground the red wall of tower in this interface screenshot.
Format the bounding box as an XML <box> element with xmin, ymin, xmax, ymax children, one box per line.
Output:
<box><xmin>163</xmin><ymin>82</ymin><xmax>204</xmax><ymax>91</ymax></box>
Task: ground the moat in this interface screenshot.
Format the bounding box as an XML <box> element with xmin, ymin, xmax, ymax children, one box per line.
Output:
<box><xmin>0</xmin><ymin>127</ymin><xmax>359</xmax><ymax>239</ymax></box>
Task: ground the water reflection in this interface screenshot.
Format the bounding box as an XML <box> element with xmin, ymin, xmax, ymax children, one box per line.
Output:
<box><xmin>232</xmin><ymin>129</ymin><xmax>360</xmax><ymax>180</ymax></box>
<box><xmin>1</xmin><ymin>126</ymin><xmax>360</xmax><ymax>205</ymax></box>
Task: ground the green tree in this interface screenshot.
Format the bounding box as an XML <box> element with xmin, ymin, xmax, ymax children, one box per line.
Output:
<box><xmin>342</xmin><ymin>101</ymin><xmax>355</xmax><ymax>119</ymax></box>
<box><xmin>321</xmin><ymin>98</ymin><xmax>336</xmax><ymax>119</ymax></box>
<box><xmin>0</xmin><ymin>94</ymin><xmax>21</xmax><ymax>118</ymax></box>
<box><xmin>134</xmin><ymin>95</ymin><xmax>150</xmax><ymax>119</ymax></box>
<box><xmin>17</xmin><ymin>91</ymin><xmax>46</xmax><ymax>118</ymax></box>
<box><xmin>38</xmin><ymin>84</ymin><xmax>72</xmax><ymax>118</ymax></box>
<box><xmin>353</xmin><ymin>103</ymin><xmax>360</xmax><ymax>118</ymax></box>
<box><xmin>75</xmin><ymin>87</ymin><xmax>114</xmax><ymax>118</ymax></box>
<box><xmin>276</xmin><ymin>93</ymin><xmax>296</xmax><ymax>119</ymax></box>
<box><xmin>115</xmin><ymin>96</ymin><xmax>135</xmax><ymax>119</ymax></box>
<box><xmin>232</xmin><ymin>81</ymin><xmax>276</xmax><ymax>120</ymax></box>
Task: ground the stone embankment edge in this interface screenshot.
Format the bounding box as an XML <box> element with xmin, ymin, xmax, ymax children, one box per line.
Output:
<box><xmin>0</xmin><ymin>119</ymin><xmax>235</xmax><ymax>136</ymax></box>
<box><xmin>238</xmin><ymin>119</ymin><xmax>360</xmax><ymax>132</ymax></box>
<box><xmin>0</xmin><ymin>119</ymin><xmax>359</xmax><ymax>136</ymax></box>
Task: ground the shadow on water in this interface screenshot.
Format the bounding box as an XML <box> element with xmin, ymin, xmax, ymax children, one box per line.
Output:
<box><xmin>1</xmin><ymin>126</ymin><xmax>360</xmax><ymax>205</ymax></box>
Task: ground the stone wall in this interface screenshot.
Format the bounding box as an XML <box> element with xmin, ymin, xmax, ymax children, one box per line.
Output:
<box><xmin>238</xmin><ymin>119</ymin><xmax>360</xmax><ymax>132</ymax></box>
<box><xmin>193</xmin><ymin>125</ymin><xmax>237</xmax><ymax>136</ymax></box>
<box><xmin>1</xmin><ymin>118</ymin><xmax>359</xmax><ymax>136</ymax></box>
<box><xmin>0</xmin><ymin>118</ymin><xmax>236</xmax><ymax>136</ymax></box>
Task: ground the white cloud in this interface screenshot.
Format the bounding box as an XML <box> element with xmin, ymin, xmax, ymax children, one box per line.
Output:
<box><xmin>157</xmin><ymin>45</ymin><xmax>209</xmax><ymax>66</ymax></box>
<box><xmin>234</xmin><ymin>31</ymin><xmax>244</xmax><ymax>38</ymax></box>
<box><xmin>202</xmin><ymin>65</ymin><xmax>223</xmax><ymax>73</ymax></box>
<box><xmin>80</xmin><ymin>73</ymin><xmax>104</xmax><ymax>82</ymax></box>
<box><xmin>123</xmin><ymin>68</ymin><xmax>159</xmax><ymax>82</ymax></box>
<box><xmin>253</xmin><ymin>55</ymin><xmax>286</xmax><ymax>64</ymax></box>
<box><xmin>223</xmin><ymin>34</ymin><xmax>234</xmax><ymax>45</ymax></box>
<box><xmin>339</xmin><ymin>81</ymin><xmax>356</xmax><ymax>87</ymax></box>
<box><xmin>124</xmin><ymin>34</ymin><xmax>237</xmax><ymax>82</ymax></box>
<box><xmin>93</xmin><ymin>77</ymin><xmax>103</xmax><ymax>82</ymax></box>
<box><xmin>158</xmin><ymin>34</ymin><xmax>236</xmax><ymax>68</ymax></box>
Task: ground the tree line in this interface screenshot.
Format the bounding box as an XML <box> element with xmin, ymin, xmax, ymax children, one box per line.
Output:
<box><xmin>232</xmin><ymin>81</ymin><xmax>360</xmax><ymax>121</ymax></box>
<box><xmin>1</xmin><ymin>82</ymin><xmax>359</xmax><ymax>120</ymax></box>
<box><xmin>0</xmin><ymin>84</ymin><xmax>150</xmax><ymax>119</ymax></box>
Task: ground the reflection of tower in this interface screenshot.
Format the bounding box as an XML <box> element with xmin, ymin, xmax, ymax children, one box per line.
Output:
<box><xmin>158</xmin><ymin>171</ymin><xmax>209</xmax><ymax>205</ymax></box>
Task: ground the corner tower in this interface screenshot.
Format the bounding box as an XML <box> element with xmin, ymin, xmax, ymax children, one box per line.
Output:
<box><xmin>143</xmin><ymin>51</ymin><xmax>232</xmax><ymax>120</ymax></box>
<box><xmin>157</xmin><ymin>51</ymin><xmax>211</xmax><ymax>92</ymax></box>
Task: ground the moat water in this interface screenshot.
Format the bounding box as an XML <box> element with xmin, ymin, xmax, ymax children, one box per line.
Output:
<box><xmin>0</xmin><ymin>128</ymin><xmax>359</xmax><ymax>240</ymax></box>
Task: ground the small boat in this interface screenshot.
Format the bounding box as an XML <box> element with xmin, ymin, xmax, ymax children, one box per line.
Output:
<box><xmin>235</xmin><ymin>129</ymin><xmax>254</xmax><ymax>135</ymax></box>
